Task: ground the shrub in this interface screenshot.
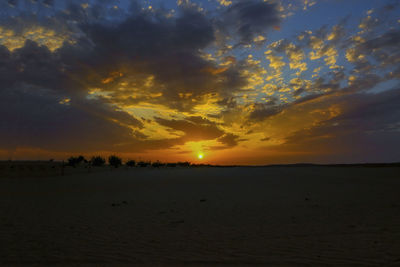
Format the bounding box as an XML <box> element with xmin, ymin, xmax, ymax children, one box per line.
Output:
<box><xmin>126</xmin><ymin>160</ymin><xmax>136</xmax><ymax>167</ymax></box>
<box><xmin>152</xmin><ymin>161</ymin><xmax>164</xmax><ymax>168</ymax></box>
<box><xmin>166</xmin><ymin>163</ymin><xmax>177</xmax><ymax>167</ymax></box>
<box><xmin>137</xmin><ymin>161</ymin><xmax>150</xmax><ymax>167</ymax></box>
<box><xmin>177</xmin><ymin>161</ymin><xmax>191</xmax><ymax>167</ymax></box>
<box><xmin>108</xmin><ymin>155</ymin><xmax>122</xmax><ymax>168</ymax></box>
<box><xmin>91</xmin><ymin>156</ymin><xmax>105</xmax><ymax>166</ymax></box>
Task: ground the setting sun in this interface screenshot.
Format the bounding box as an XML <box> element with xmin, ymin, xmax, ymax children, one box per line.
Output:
<box><xmin>197</xmin><ymin>153</ymin><xmax>204</xmax><ymax>160</ymax></box>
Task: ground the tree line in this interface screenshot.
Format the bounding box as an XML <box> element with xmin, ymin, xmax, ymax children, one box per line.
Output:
<box><xmin>66</xmin><ymin>155</ymin><xmax>202</xmax><ymax>168</ymax></box>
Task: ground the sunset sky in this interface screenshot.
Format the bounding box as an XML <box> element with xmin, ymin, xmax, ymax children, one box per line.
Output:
<box><xmin>1</xmin><ymin>0</ymin><xmax>399</xmax><ymax>164</ymax></box>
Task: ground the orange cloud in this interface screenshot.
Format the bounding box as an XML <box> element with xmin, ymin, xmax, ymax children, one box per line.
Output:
<box><xmin>101</xmin><ymin>72</ymin><xmax>124</xmax><ymax>84</ymax></box>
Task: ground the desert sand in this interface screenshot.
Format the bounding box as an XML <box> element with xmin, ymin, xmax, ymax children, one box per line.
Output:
<box><xmin>1</xmin><ymin>166</ymin><xmax>400</xmax><ymax>266</ymax></box>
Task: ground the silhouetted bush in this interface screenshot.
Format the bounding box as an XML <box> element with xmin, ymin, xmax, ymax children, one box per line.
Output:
<box><xmin>108</xmin><ymin>155</ymin><xmax>122</xmax><ymax>168</ymax></box>
<box><xmin>137</xmin><ymin>161</ymin><xmax>150</xmax><ymax>167</ymax></box>
<box><xmin>91</xmin><ymin>156</ymin><xmax>105</xmax><ymax>166</ymax></box>
<box><xmin>177</xmin><ymin>161</ymin><xmax>191</xmax><ymax>167</ymax></box>
<box><xmin>126</xmin><ymin>160</ymin><xmax>136</xmax><ymax>167</ymax></box>
<box><xmin>152</xmin><ymin>161</ymin><xmax>164</xmax><ymax>168</ymax></box>
<box><xmin>166</xmin><ymin>163</ymin><xmax>177</xmax><ymax>167</ymax></box>
<box><xmin>191</xmin><ymin>163</ymin><xmax>212</xmax><ymax>168</ymax></box>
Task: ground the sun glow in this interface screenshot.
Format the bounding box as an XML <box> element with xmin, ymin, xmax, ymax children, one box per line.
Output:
<box><xmin>197</xmin><ymin>153</ymin><xmax>204</xmax><ymax>160</ymax></box>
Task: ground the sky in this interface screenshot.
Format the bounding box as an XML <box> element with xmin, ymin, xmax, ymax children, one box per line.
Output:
<box><xmin>0</xmin><ymin>0</ymin><xmax>399</xmax><ymax>165</ymax></box>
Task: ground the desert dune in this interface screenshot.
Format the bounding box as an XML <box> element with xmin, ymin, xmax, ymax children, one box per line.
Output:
<box><xmin>1</xmin><ymin>166</ymin><xmax>400</xmax><ymax>265</ymax></box>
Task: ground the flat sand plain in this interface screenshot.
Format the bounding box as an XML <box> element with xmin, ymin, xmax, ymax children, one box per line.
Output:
<box><xmin>1</xmin><ymin>166</ymin><xmax>400</xmax><ymax>266</ymax></box>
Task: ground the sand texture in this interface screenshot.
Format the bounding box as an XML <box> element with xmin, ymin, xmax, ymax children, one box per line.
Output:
<box><xmin>1</xmin><ymin>166</ymin><xmax>400</xmax><ymax>266</ymax></box>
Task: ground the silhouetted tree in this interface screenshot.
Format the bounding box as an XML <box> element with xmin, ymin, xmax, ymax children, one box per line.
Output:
<box><xmin>91</xmin><ymin>156</ymin><xmax>105</xmax><ymax>166</ymax></box>
<box><xmin>126</xmin><ymin>160</ymin><xmax>136</xmax><ymax>167</ymax></box>
<box><xmin>108</xmin><ymin>155</ymin><xmax>122</xmax><ymax>168</ymax></box>
<box><xmin>77</xmin><ymin>155</ymin><xmax>86</xmax><ymax>164</ymax></box>
<box><xmin>67</xmin><ymin>155</ymin><xmax>88</xmax><ymax>167</ymax></box>
<box><xmin>67</xmin><ymin>157</ymin><xmax>79</xmax><ymax>167</ymax></box>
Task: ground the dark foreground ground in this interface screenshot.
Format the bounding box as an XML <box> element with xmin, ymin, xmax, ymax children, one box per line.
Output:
<box><xmin>1</xmin><ymin>166</ymin><xmax>400</xmax><ymax>266</ymax></box>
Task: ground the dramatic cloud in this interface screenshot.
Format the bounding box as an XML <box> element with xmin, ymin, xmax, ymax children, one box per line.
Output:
<box><xmin>0</xmin><ymin>0</ymin><xmax>399</xmax><ymax>164</ymax></box>
<box><xmin>222</xmin><ymin>0</ymin><xmax>281</xmax><ymax>44</ymax></box>
<box><xmin>154</xmin><ymin>116</ymin><xmax>225</xmax><ymax>142</ymax></box>
<box><xmin>0</xmin><ymin>84</ymin><xmax>138</xmax><ymax>152</ymax></box>
<box><xmin>280</xmin><ymin>88</ymin><xmax>400</xmax><ymax>163</ymax></box>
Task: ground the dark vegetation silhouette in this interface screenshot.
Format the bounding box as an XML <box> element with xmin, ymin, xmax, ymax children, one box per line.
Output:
<box><xmin>126</xmin><ymin>160</ymin><xmax>136</xmax><ymax>167</ymax></box>
<box><xmin>108</xmin><ymin>155</ymin><xmax>122</xmax><ymax>168</ymax></box>
<box><xmin>64</xmin><ymin>155</ymin><xmax>214</xmax><ymax>169</ymax></box>
<box><xmin>151</xmin><ymin>161</ymin><xmax>165</xmax><ymax>168</ymax></box>
<box><xmin>137</xmin><ymin>161</ymin><xmax>151</xmax><ymax>167</ymax></box>
<box><xmin>91</xmin><ymin>156</ymin><xmax>105</xmax><ymax>166</ymax></box>
<box><xmin>63</xmin><ymin>156</ymin><xmax>398</xmax><ymax>170</ymax></box>
<box><xmin>67</xmin><ymin>155</ymin><xmax>87</xmax><ymax>167</ymax></box>
<box><xmin>63</xmin><ymin>155</ymin><xmax>216</xmax><ymax>169</ymax></box>
<box><xmin>166</xmin><ymin>162</ymin><xmax>177</xmax><ymax>167</ymax></box>
<box><xmin>177</xmin><ymin>162</ymin><xmax>191</xmax><ymax>167</ymax></box>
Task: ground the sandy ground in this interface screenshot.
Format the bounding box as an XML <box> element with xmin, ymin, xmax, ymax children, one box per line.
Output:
<box><xmin>1</xmin><ymin>166</ymin><xmax>400</xmax><ymax>266</ymax></box>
